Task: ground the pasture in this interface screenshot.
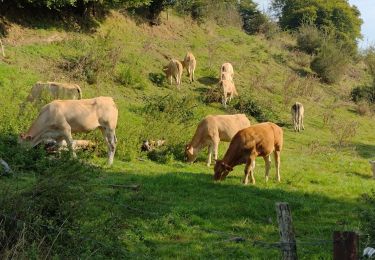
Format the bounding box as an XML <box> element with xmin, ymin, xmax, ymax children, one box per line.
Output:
<box><xmin>0</xmin><ymin>11</ymin><xmax>375</xmax><ymax>259</ymax></box>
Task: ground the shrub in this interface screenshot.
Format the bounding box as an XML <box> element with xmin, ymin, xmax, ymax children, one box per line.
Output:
<box><xmin>115</xmin><ymin>64</ymin><xmax>146</xmax><ymax>90</ymax></box>
<box><xmin>233</xmin><ymin>96</ymin><xmax>278</xmax><ymax>122</ymax></box>
<box><xmin>296</xmin><ymin>23</ymin><xmax>322</xmax><ymax>54</ymax></box>
<box><xmin>61</xmin><ymin>35</ymin><xmax>122</xmax><ymax>84</ymax></box>
<box><xmin>356</xmin><ymin>101</ymin><xmax>372</xmax><ymax>116</ymax></box>
<box><xmin>329</xmin><ymin>119</ymin><xmax>358</xmax><ymax>147</ymax></box>
<box><xmin>351</xmin><ymin>85</ymin><xmax>375</xmax><ymax>103</ymax></box>
<box><xmin>140</xmin><ymin>95</ymin><xmax>198</xmax><ymax>163</ymax></box>
<box><xmin>311</xmin><ymin>40</ymin><xmax>349</xmax><ymax>83</ymax></box>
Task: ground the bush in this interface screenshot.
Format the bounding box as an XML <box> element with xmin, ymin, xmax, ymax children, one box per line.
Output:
<box><xmin>356</xmin><ymin>101</ymin><xmax>372</xmax><ymax>116</ymax></box>
<box><xmin>61</xmin><ymin>35</ymin><xmax>122</xmax><ymax>84</ymax></box>
<box><xmin>232</xmin><ymin>96</ymin><xmax>278</xmax><ymax>122</ymax></box>
<box><xmin>140</xmin><ymin>95</ymin><xmax>198</xmax><ymax>163</ymax></box>
<box><xmin>115</xmin><ymin>64</ymin><xmax>146</xmax><ymax>90</ymax></box>
<box><xmin>351</xmin><ymin>85</ymin><xmax>375</xmax><ymax>103</ymax></box>
<box><xmin>329</xmin><ymin>119</ymin><xmax>358</xmax><ymax>147</ymax></box>
<box><xmin>296</xmin><ymin>23</ymin><xmax>322</xmax><ymax>54</ymax></box>
<box><xmin>311</xmin><ymin>40</ymin><xmax>349</xmax><ymax>83</ymax></box>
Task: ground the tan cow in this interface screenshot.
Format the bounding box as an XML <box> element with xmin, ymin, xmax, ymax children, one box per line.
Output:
<box><xmin>214</xmin><ymin>122</ymin><xmax>283</xmax><ymax>185</ymax></box>
<box><xmin>163</xmin><ymin>59</ymin><xmax>183</xmax><ymax>87</ymax></box>
<box><xmin>291</xmin><ymin>102</ymin><xmax>305</xmax><ymax>132</ymax></box>
<box><xmin>26</xmin><ymin>81</ymin><xmax>82</xmax><ymax>102</ymax></box>
<box><xmin>220</xmin><ymin>80</ymin><xmax>238</xmax><ymax>108</ymax></box>
<box><xmin>221</xmin><ymin>62</ymin><xmax>234</xmax><ymax>81</ymax></box>
<box><xmin>19</xmin><ymin>97</ymin><xmax>118</xmax><ymax>165</ymax></box>
<box><xmin>185</xmin><ymin>114</ymin><xmax>251</xmax><ymax>166</ymax></box>
<box><xmin>182</xmin><ymin>52</ymin><xmax>197</xmax><ymax>83</ymax></box>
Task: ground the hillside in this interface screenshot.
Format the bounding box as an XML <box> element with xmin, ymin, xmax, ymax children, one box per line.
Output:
<box><xmin>0</xmin><ymin>11</ymin><xmax>375</xmax><ymax>258</ymax></box>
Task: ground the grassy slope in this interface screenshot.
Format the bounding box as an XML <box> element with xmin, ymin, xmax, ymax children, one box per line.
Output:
<box><xmin>1</xmin><ymin>11</ymin><xmax>375</xmax><ymax>259</ymax></box>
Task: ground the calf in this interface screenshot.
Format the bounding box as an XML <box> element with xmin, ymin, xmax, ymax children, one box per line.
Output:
<box><xmin>182</xmin><ymin>52</ymin><xmax>196</xmax><ymax>83</ymax></box>
<box><xmin>221</xmin><ymin>63</ymin><xmax>234</xmax><ymax>81</ymax></box>
<box><xmin>214</xmin><ymin>122</ymin><xmax>283</xmax><ymax>184</ymax></box>
<box><xmin>185</xmin><ymin>114</ymin><xmax>250</xmax><ymax>166</ymax></box>
<box><xmin>19</xmin><ymin>97</ymin><xmax>118</xmax><ymax>165</ymax></box>
<box><xmin>291</xmin><ymin>102</ymin><xmax>305</xmax><ymax>132</ymax></box>
<box><xmin>220</xmin><ymin>80</ymin><xmax>238</xmax><ymax>108</ymax></box>
<box><xmin>163</xmin><ymin>59</ymin><xmax>183</xmax><ymax>87</ymax></box>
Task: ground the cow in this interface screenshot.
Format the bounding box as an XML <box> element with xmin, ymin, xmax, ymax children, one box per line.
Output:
<box><xmin>163</xmin><ymin>59</ymin><xmax>183</xmax><ymax>87</ymax></box>
<box><xmin>220</xmin><ymin>80</ymin><xmax>238</xmax><ymax>108</ymax></box>
<box><xmin>26</xmin><ymin>81</ymin><xmax>82</xmax><ymax>103</ymax></box>
<box><xmin>221</xmin><ymin>63</ymin><xmax>234</xmax><ymax>81</ymax></box>
<box><xmin>291</xmin><ymin>102</ymin><xmax>305</xmax><ymax>132</ymax></box>
<box><xmin>185</xmin><ymin>114</ymin><xmax>251</xmax><ymax>166</ymax></box>
<box><xmin>221</xmin><ymin>72</ymin><xmax>233</xmax><ymax>82</ymax></box>
<box><xmin>182</xmin><ymin>52</ymin><xmax>196</xmax><ymax>83</ymax></box>
<box><xmin>19</xmin><ymin>97</ymin><xmax>118</xmax><ymax>165</ymax></box>
<box><xmin>214</xmin><ymin>122</ymin><xmax>283</xmax><ymax>185</ymax></box>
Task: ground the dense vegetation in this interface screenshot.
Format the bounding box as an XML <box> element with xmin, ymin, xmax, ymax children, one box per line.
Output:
<box><xmin>0</xmin><ymin>1</ymin><xmax>375</xmax><ymax>258</ymax></box>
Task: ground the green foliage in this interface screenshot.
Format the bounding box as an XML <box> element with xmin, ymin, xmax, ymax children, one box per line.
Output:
<box><xmin>360</xmin><ymin>191</ymin><xmax>375</xmax><ymax>244</ymax></box>
<box><xmin>310</xmin><ymin>39</ymin><xmax>349</xmax><ymax>83</ymax></box>
<box><xmin>296</xmin><ymin>22</ymin><xmax>322</xmax><ymax>54</ymax></box>
<box><xmin>239</xmin><ymin>0</ymin><xmax>273</xmax><ymax>35</ymax></box>
<box><xmin>233</xmin><ymin>96</ymin><xmax>278</xmax><ymax>122</ymax></box>
<box><xmin>115</xmin><ymin>63</ymin><xmax>146</xmax><ymax>90</ymax></box>
<box><xmin>272</xmin><ymin>0</ymin><xmax>362</xmax><ymax>52</ymax></box>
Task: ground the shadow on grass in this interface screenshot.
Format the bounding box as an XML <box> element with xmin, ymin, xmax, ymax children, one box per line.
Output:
<box><xmin>149</xmin><ymin>72</ymin><xmax>166</xmax><ymax>87</ymax></box>
<box><xmin>198</xmin><ymin>76</ymin><xmax>219</xmax><ymax>86</ymax></box>
<box><xmin>355</xmin><ymin>142</ymin><xmax>375</xmax><ymax>159</ymax></box>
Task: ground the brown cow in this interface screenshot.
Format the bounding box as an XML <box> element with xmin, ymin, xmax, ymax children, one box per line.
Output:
<box><xmin>19</xmin><ymin>97</ymin><xmax>118</xmax><ymax>165</ymax></box>
<box><xmin>214</xmin><ymin>122</ymin><xmax>283</xmax><ymax>184</ymax></box>
<box><xmin>182</xmin><ymin>52</ymin><xmax>196</xmax><ymax>83</ymax></box>
<box><xmin>185</xmin><ymin>114</ymin><xmax>251</xmax><ymax>166</ymax></box>
<box><xmin>27</xmin><ymin>81</ymin><xmax>82</xmax><ymax>102</ymax></box>
<box><xmin>163</xmin><ymin>59</ymin><xmax>183</xmax><ymax>87</ymax></box>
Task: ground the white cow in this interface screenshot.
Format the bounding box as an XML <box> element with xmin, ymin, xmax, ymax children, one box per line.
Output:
<box><xmin>19</xmin><ymin>97</ymin><xmax>118</xmax><ymax>165</ymax></box>
<box><xmin>291</xmin><ymin>102</ymin><xmax>305</xmax><ymax>132</ymax></box>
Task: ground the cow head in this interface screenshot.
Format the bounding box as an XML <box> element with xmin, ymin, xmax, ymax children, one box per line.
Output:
<box><xmin>213</xmin><ymin>160</ymin><xmax>233</xmax><ymax>181</ymax></box>
<box><xmin>184</xmin><ymin>144</ymin><xmax>197</xmax><ymax>163</ymax></box>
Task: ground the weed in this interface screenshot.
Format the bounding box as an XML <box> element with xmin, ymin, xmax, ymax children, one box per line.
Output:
<box><xmin>329</xmin><ymin>119</ymin><xmax>358</xmax><ymax>147</ymax></box>
<box><xmin>115</xmin><ymin>63</ymin><xmax>146</xmax><ymax>90</ymax></box>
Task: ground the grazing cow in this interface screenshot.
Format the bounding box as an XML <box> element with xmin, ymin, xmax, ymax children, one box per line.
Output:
<box><xmin>26</xmin><ymin>81</ymin><xmax>82</xmax><ymax>102</ymax></box>
<box><xmin>214</xmin><ymin>122</ymin><xmax>283</xmax><ymax>185</ymax></box>
<box><xmin>369</xmin><ymin>161</ymin><xmax>375</xmax><ymax>179</ymax></box>
<box><xmin>19</xmin><ymin>97</ymin><xmax>118</xmax><ymax>165</ymax></box>
<box><xmin>221</xmin><ymin>63</ymin><xmax>234</xmax><ymax>81</ymax></box>
<box><xmin>185</xmin><ymin>114</ymin><xmax>251</xmax><ymax>166</ymax></box>
<box><xmin>182</xmin><ymin>52</ymin><xmax>196</xmax><ymax>83</ymax></box>
<box><xmin>163</xmin><ymin>59</ymin><xmax>183</xmax><ymax>87</ymax></box>
<box><xmin>291</xmin><ymin>102</ymin><xmax>305</xmax><ymax>132</ymax></box>
<box><xmin>220</xmin><ymin>80</ymin><xmax>238</xmax><ymax>108</ymax></box>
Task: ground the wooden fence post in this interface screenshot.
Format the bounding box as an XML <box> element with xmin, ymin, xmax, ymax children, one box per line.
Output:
<box><xmin>275</xmin><ymin>202</ymin><xmax>298</xmax><ymax>260</ymax></box>
<box><xmin>333</xmin><ymin>231</ymin><xmax>359</xmax><ymax>260</ymax></box>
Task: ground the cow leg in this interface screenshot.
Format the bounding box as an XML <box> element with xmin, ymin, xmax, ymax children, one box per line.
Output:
<box><xmin>244</xmin><ymin>156</ymin><xmax>256</xmax><ymax>185</ymax></box>
<box><xmin>264</xmin><ymin>155</ymin><xmax>271</xmax><ymax>182</ymax></box>
<box><xmin>102</xmin><ymin>128</ymin><xmax>116</xmax><ymax>165</ymax></box>
<box><xmin>61</xmin><ymin>128</ymin><xmax>76</xmax><ymax>158</ymax></box>
<box><xmin>207</xmin><ymin>144</ymin><xmax>213</xmax><ymax>166</ymax></box>
<box><xmin>301</xmin><ymin>115</ymin><xmax>305</xmax><ymax>130</ymax></box>
<box><xmin>274</xmin><ymin>150</ymin><xmax>281</xmax><ymax>182</ymax></box>
<box><xmin>192</xmin><ymin>68</ymin><xmax>195</xmax><ymax>82</ymax></box>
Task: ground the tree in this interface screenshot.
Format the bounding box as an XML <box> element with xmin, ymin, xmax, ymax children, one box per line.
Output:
<box><xmin>271</xmin><ymin>0</ymin><xmax>362</xmax><ymax>52</ymax></box>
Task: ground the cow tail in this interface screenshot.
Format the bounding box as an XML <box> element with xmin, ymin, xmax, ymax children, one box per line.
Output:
<box><xmin>76</xmin><ymin>85</ymin><xmax>82</xmax><ymax>99</ymax></box>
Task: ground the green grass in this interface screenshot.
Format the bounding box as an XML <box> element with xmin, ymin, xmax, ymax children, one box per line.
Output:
<box><xmin>0</xmin><ymin>11</ymin><xmax>374</xmax><ymax>259</ymax></box>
